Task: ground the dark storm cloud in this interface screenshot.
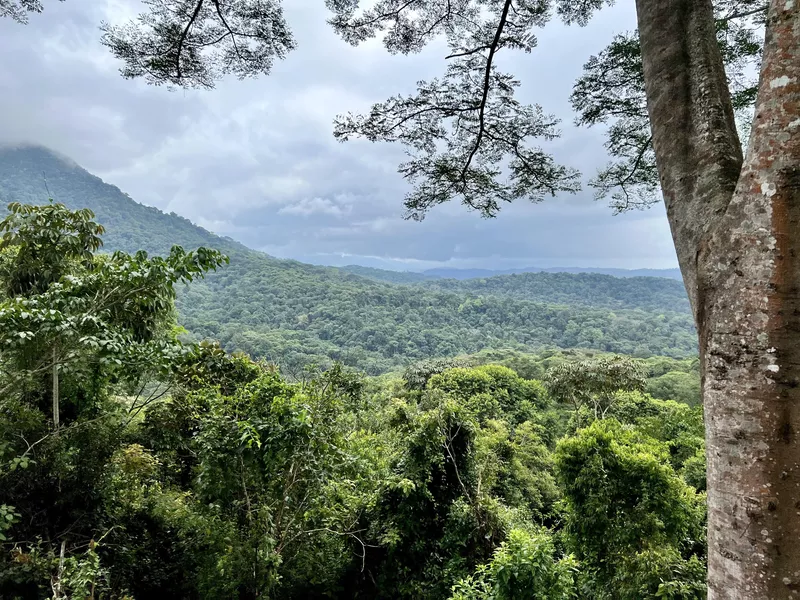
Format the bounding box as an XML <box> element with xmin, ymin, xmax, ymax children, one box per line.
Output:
<box><xmin>0</xmin><ymin>0</ymin><xmax>678</xmax><ymax>270</ymax></box>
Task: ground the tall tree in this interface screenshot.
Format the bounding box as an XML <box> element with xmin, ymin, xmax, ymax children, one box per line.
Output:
<box><xmin>6</xmin><ymin>0</ymin><xmax>800</xmax><ymax>595</ymax></box>
<box><xmin>0</xmin><ymin>201</ymin><xmax>227</xmax><ymax>428</ymax></box>
<box><xmin>326</xmin><ymin>2</ymin><xmax>799</xmax><ymax>595</ymax></box>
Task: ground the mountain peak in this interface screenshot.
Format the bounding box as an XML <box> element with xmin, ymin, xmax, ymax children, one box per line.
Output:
<box><xmin>0</xmin><ymin>144</ymin><xmax>245</xmax><ymax>256</ymax></box>
<box><xmin>0</xmin><ymin>142</ymin><xmax>81</xmax><ymax>169</ymax></box>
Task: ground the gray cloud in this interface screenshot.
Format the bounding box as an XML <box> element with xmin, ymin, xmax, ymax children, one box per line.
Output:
<box><xmin>0</xmin><ymin>0</ymin><xmax>677</xmax><ymax>271</ymax></box>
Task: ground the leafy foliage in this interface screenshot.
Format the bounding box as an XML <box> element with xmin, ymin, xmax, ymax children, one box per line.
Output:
<box><xmin>555</xmin><ymin>420</ymin><xmax>706</xmax><ymax>599</ymax></box>
<box><xmin>0</xmin><ymin>208</ymin><xmax>709</xmax><ymax>597</ymax></box>
<box><xmin>0</xmin><ymin>202</ymin><xmax>227</xmax><ymax>421</ymax></box>
<box><xmin>450</xmin><ymin>528</ymin><xmax>578</xmax><ymax>600</ymax></box>
<box><xmin>0</xmin><ymin>200</ymin><xmax>103</xmax><ymax>296</ymax></box>
<box><xmin>0</xmin><ymin>0</ymin><xmax>56</xmax><ymax>23</ymax></box>
<box><xmin>100</xmin><ymin>0</ymin><xmax>296</xmax><ymax>89</ymax></box>
<box><xmin>544</xmin><ymin>355</ymin><xmax>646</xmax><ymax>418</ymax></box>
<box><xmin>570</xmin><ymin>1</ymin><xmax>764</xmax><ymax>212</ymax></box>
<box><xmin>329</xmin><ymin>0</ymin><xmax>585</xmax><ymax>219</ymax></box>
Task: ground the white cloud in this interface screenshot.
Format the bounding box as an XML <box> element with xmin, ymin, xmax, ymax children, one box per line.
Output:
<box><xmin>279</xmin><ymin>197</ymin><xmax>352</xmax><ymax>217</ymax></box>
<box><xmin>0</xmin><ymin>0</ymin><xmax>678</xmax><ymax>270</ymax></box>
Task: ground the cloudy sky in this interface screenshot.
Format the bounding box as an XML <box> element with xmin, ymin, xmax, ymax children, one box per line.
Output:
<box><xmin>0</xmin><ymin>0</ymin><xmax>678</xmax><ymax>271</ymax></box>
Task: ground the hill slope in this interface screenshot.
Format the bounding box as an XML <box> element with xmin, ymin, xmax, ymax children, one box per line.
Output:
<box><xmin>0</xmin><ymin>145</ymin><xmax>697</xmax><ymax>373</ymax></box>
<box><xmin>0</xmin><ymin>144</ymin><xmax>244</xmax><ymax>256</ymax></box>
<box><xmin>178</xmin><ymin>251</ymin><xmax>696</xmax><ymax>373</ymax></box>
<box><xmin>340</xmin><ymin>264</ymin><xmax>437</xmax><ymax>284</ymax></box>
<box><xmin>420</xmin><ymin>272</ymin><xmax>690</xmax><ymax>312</ymax></box>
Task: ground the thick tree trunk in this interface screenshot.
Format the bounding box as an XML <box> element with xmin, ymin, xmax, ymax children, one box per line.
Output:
<box><xmin>702</xmin><ymin>2</ymin><xmax>800</xmax><ymax>596</ymax></box>
<box><xmin>636</xmin><ymin>0</ymin><xmax>800</xmax><ymax>597</ymax></box>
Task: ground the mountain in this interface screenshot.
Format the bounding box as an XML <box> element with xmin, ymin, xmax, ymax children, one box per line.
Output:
<box><xmin>341</xmin><ymin>264</ymin><xmax>684</xmax><ymax>284</ymax></box>
<box><xmin>340</xmin><ymin>265</ymin><xmax>438</xmax><ymax>283</ymax></box>
<box><xmin>342</xmin><ymin>264</ymin><xmax>689</xmax><ymax>312</ymax></box>
<box><xmin>419</xmin><ymin>271</ymin><xmax>690</xmax><ymax>313</ymax></box>
<box><xmin>421</xmin><ymin>266</ymin><xmax>684</xmax><ymax>280</ymax></box>
<box><xmin>0</xmin><ymin>145</ymin><xmax>697</xmax><ymax>374</ymax></box>
<box><xmin>0</xmin><ymin>143</ymin><xmax>245</xmax><ymax>257</ymax></box>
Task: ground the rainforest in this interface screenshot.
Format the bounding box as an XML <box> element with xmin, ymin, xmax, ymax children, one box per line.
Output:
<box><xmin>0</xmin><ymin>148</ymin><xmax>706</xmax><ymax>599</ymax></box>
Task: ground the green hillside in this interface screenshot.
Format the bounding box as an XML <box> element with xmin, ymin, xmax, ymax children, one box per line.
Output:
<box><xmin>0</xmin><ymin>144</ymin><xmax>244</xmax><ymax>256</ymax></box>
<box><xmin>421</xmin><ymin>271</ymin><xmax>691</xmax><ymax>312</ymax></box>
<box><xmin>340</xmin><ymin>264</ymin><xmax>437</xmax><ymax>283</ymax></box>
<box><xmin>178</xmin><ymin>252</ymin><xmax>696</xmax><ymax>373</ymax></box>
<box><xmin>345</xmin><ymin>265</ymin><xmax>690</xmax><ymax>312</ymax></box>
<box><xmin>0</xmin><ymin>145</ymin><xmax>697</xmax><ymax>374</ymax></box>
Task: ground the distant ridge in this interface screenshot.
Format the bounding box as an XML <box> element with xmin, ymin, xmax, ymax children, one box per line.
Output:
<box><xmin>340</xmin><ymin>265</ymin><xmax>438</xmax><ymax>283</ymax></box>
<box><xmin>0</xmin><ymin>145</ymin><xmax>681</xmax><ymax>283</ymax></box>
<box><xmin>342</xmin><ymin>264</ymin><xmax>683</xmax><ymax>283</ymax></box>
<box><xmin>421</xmin><ymin>266</ymin><xmax>683</xmax><ymax>281</ymax></box>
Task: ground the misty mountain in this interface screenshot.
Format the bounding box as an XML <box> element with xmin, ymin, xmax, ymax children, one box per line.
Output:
<box><xmin>0</xmin><ymin>145</ymin><xmax>696</xmax><ymax>373</ymax></box>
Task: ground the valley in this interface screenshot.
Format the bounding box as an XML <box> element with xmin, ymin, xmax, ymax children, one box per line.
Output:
<box><xmin>0</xmin><ymin>145</ymin><xmax>696</xmax><ymax>375</ymax></box>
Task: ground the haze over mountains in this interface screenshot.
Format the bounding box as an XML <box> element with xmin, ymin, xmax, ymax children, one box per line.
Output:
<box><xmin>342</xmin><ymin>264</ymin><xmax>683</xmax><ymax>282</ymax></box>
<box><xmin>0</xmin><ymin>145</ymin><xmax>695</xmax><ymax>373</ymax></box>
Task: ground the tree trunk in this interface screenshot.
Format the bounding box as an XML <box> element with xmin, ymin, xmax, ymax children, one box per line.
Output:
<box><xmin>52</xmin><ymin>539</ymin><xmax>66</xmax><ymax>599</ymax></box>
<box><xmin>636</xmin><ymin>0</ymin><xmax>800</xmax><ymax>596</ymax></box>
<box><xmin>52</xmin><ymin>345</ymin><xmax>59</xmax><ymax>429</ymax></box>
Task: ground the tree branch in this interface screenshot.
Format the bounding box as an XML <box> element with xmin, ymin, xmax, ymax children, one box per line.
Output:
<box><xmin>445</xmin><ymin>45</ymin><xmax>491</xmax><ymax>60</ymax></box>
<box><xmin>459</xmin><ymin>0</ymin><xmax>513</xmax><ymax>184</ymax></box>
<box><xmin>719</xmin><ymin>4</ymin><xmax>767</xmax><ymax>22</ymax></box>
<box><xmin>615</xmin><ymin>134</ymin><xmax>652</xmax><ymax>189</ymax></box>
<box><xmin>175</xmin><ymin>0</ymin><xmax>205</xmax><ymax>80</ymax></box>
<box><xmin>212</xmin><ymin>0</ymin><xmax>242</xmax><ymax>60</ymax></box>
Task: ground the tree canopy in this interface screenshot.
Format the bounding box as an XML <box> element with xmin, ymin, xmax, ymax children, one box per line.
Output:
<box><xmin>0</xmin><ymin>203</ymin><xmax>710</xmax><ymax>598</ymax></box>
<box><xmin>2</xmin><ymin>1</ymin><xmax>764</xmax><ymax>216</ymax></box>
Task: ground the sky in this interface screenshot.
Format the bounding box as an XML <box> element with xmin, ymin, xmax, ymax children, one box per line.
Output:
<box><xmin>0</xmin><ymin>0</ymin><xmax>679</xmax><ymax>271</ymax></box>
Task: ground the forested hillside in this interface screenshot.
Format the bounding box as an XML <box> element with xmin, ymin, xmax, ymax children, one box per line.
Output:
<box><xmin>419</xmin><ymin>271</ymin><xmax>690</xmax><ymax>312</ymax></box>
<box><xmin>421</xmin><ymin>266</ymin><xmax>684</xmax><ymax>280</ymax></box>
<box><xmin>0</xmin><ymin>144</ymin><xmax>244</xmax><ymax>256</ymax></box>
<box><xmin>341</xmin><ymin>264</ymin><xmax>438</xmax><ymax>283</ymax></box>
<box><xmin>343</xmin><ymin>265</ymin><xmax>690</xmax><ymax>311</ymax></box>
<box><xmin>0</xmin><ymin>145</ymin><xmax>697</xmax><ymax>374</ymax></box>
<box><xmin>0</xmin><ymin>203</ymin><xmax>707</xmax><ymax>598</ymax></box>
<box><xmin>179</xmin><ymin>254</ymin><xmax>695</xmax><ymax>374</ymax></box>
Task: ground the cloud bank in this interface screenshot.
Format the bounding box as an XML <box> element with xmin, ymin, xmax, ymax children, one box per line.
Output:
<box><xmin>0</xmin><ymin>0</ymin><xmax>678</xmax><ymax>271</ymax></box>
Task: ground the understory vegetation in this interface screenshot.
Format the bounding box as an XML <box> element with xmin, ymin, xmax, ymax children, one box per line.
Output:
<box><xmin>0</xmin><ymin>203</ymin><xmax>707</xmax><ymax>599</ymax></box>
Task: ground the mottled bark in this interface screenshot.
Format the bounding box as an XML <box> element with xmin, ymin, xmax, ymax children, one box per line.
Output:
<box><xmin>634</xmin><ymin>0</ymin><xmax>743</xmax><ymax>317</ymax></box>
<box><xmin>636</xmin><ymin>0</ymin><xmax>800</xmax><ymax>597</ymax></box>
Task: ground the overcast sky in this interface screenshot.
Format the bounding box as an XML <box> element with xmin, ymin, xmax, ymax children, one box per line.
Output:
<box><xmin>0</xmin><ymin>0</ymin><xmax>678</xmax><ymax>271</ymax></box>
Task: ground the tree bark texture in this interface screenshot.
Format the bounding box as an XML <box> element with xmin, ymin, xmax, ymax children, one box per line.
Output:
<box><xmin>636</xmin><ymin>0</ymin><xmax>800</xmax><ymax>596</ymax></box>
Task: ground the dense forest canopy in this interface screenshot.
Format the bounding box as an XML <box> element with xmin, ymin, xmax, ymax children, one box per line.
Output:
<box><xmin>2</xmin><ymin>0</ymin><xmax>799</xmax><ymax>593</ymax></box>
<box><xmin>341</xmin><ymin>265</ymin><xmax>686</xmax><ymax>282</ymax></box>
<box><xmin>0</xmin><ymin>146</ymin><xmax>697</xmax><ymax>376</ymax></box>
<box><xmin>0</xmin><ymin>202</ymin><xmax>707</xmax><ymax>599</ymax></box>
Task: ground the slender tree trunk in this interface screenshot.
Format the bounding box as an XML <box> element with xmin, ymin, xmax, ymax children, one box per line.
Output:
<box><xmin>52</xmin><ymin>539</ymin><xmax>66</xmax><ymax>599</ymax></box>
<box><xmin>52</xmin><ymin>345</ymin><xmax>59</xmax><ymax>429</ymax></box>
<box><xmin>636</xmin><ymin>0</ymin><xmax>800</xmax><ymax>596</ymax></box>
